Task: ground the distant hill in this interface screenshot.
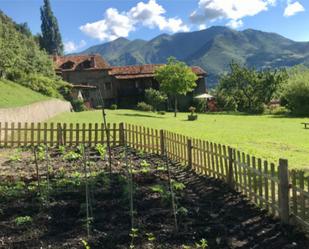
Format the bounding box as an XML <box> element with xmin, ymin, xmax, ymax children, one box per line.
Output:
<box><xmin>79</xmin><ymin>26</ymin><xmax>309</xmax><ymax>87</ymax></box>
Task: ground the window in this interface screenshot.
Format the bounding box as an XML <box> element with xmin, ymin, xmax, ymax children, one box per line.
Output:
<box><xmin>105</xmin><ymin>82</ymin><xmax>112</xmax><ymax>91</ymax></box>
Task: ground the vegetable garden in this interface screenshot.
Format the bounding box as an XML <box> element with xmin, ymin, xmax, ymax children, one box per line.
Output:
<box><xmin>0</xmin><ymin>123</ymin><xmax>308</xmax><ymax>248</ymax></box>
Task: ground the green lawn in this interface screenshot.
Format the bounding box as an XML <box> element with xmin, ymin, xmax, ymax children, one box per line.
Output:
<box><xmin>0</xmin><ymin>80</ymin><xmax>50</xmax><ymax>108</ymax></box>
<box><xmin>49</xmin><ymin>109</ymin><xmax>309</xmax><ymax>171</ymax></box>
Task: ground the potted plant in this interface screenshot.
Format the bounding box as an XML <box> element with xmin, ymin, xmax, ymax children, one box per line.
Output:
<box><xmin>188</xmin><ymin>106</ymin><xmax>198</xmax><ymax>121</ymax></box>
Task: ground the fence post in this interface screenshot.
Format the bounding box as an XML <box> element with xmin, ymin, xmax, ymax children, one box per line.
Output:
<box><xmin>187</xmin><ymin>139</ymin><xmax>192</xmax><ymax>169</ymax></box>
<box><xmin>160</xmin><ymin>130</ymin><xmax>165</xmax><ymax>156</ymax></box>
<box><xmin>278</xmin><ymin>159</ymin><xmax>290</xmax><ymax>224</ymax></box>
<box><xmin>119</xmin><ymin>123</ymin><xmax>125</xmax><ymax>146</ymax></box>
<box><xmin>57</xmin><ymin>123</ymin><xmax>63</xmax><ymax>146</ymax></box>
<box><xmin>227</xmin><ymin>147</ymin><xmax>234</xmax><ymax>188</ymax></box>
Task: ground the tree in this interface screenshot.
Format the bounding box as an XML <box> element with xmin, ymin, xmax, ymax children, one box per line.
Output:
<box><xmin>40</xmin><ymin>0</ymin><xmax>63</xmax><ymax>55</ymax></box>
<box><xmin>217</xmin><ymin>62</ymin><xmax>287</xmax><ymax>113</ymax></box>
<box><xmin>145</xmin><ymin>88</ymin><xmax>167</xmax><ymax>111</ymax></box>
<box><xmin>282</xmin><ymin>65</ymin><xmax>309</xmax><ymax>116</ymax></box>
<box><xmin>155</xmin><ymin>57</ymin><xmax>197</xmax><ymax>117</ymax></box>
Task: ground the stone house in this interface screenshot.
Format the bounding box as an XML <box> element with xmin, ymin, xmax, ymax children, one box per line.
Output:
<box><xmin>53</xmin><ymin>54</ymin><xmax>207</xmax><ymax>109</ymax></box>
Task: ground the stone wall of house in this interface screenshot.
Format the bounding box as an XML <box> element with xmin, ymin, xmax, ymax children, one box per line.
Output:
<box><xmin>0</xmin><ymin>99</ymin><xmax>72</xmax><ymax>124</ymax></box>
<box><xmin>61</xmin><ymin>70</ymin><xmax>115</xmax><ymax>106</ymax></box>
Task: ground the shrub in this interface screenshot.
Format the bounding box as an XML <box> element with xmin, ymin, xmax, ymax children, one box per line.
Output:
<box><xmin>193</xmin><ymin>98</ymin><xmax>206</xmax><ymax>113</ymax></box>
<box><xmin>137</xmin><ymin>102</ymin><xmax>153</xmax><ymax>112</ymax></box>
<box><xmin>264</xmin><ymin>106</ymin><xmax>289</xmax><ymax>115</ymax></box>
<box><xmin>157</xmin><ymin>111</ymin><xmax>165</xmax><ymax>115</ymax></box>
<box><xmin>71</xmin><ymin>99</ymin><xmax>86</xmax><ymax>112</ymax></box>
<box><xmin>145</xmin><ymin>88</ymin><xmax>167</xmax><ymax>111</ymax></box>
<box><xmin>282</xmin><ymin>68</ymin><xmax>309</xmax><ymax>116</ymax></box>
<box><xmin>110</xmin><ymin>104</ymin><xmax>117</xmax><ymax>110</ymax></box>
<box><xmin>18</xmin><ymin>74</ymin><xmax>68</xmax><ymax>98</ymax></box>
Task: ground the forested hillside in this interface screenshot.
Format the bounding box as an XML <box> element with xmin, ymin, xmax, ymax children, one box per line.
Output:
<box><xmin>80</xmin><ymin>26</ymin><xmax>309</xmax><ymax>87</ymax></box>
<box><xmin>0</xmin><ymin>11</ymin><xmax>67</xmax><ymax>98</ymax></box>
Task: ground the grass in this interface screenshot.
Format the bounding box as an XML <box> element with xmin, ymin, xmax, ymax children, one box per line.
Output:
<box><xmin>48</xmin><ymin>109</ymin><xmax>309</xmax><ymax>170</ymax></box>
<box><xmin>0</xmin><ymin>80</ymin><xmax>50</xmax><ymax>108</ymax></box>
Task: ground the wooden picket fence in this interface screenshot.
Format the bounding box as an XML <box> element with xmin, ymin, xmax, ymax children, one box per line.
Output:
<box><xmin>0</xmin><ymin>122</ymin><xmax>308</xmax><ymax>232</ymax></box>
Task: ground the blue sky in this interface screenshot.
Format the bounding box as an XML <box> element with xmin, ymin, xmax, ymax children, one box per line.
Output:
<box><xmin>1</xmin><ymin>0</ymin><xmax>308</xmax><ymax>53</ymax></box>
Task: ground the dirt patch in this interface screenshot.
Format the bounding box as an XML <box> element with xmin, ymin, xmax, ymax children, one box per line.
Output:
<box><xmin>0</xmin><ymin>146</ymin><xmax>308</xmax><ymax>249</ymax></box>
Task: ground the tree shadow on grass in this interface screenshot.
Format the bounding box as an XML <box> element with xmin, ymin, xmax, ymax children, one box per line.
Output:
<box><xmin>116</xmin><ymin>113</ymin><xmax>165</xmax><ymax>119</ymax></box>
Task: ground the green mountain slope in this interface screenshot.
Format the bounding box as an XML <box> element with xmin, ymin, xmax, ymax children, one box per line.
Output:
<box><xmin>0</xmin><ymin>80</ymin><xmax>50</xmax><ymax>108</ymax></box>
<box><xmin>80</xmin><ymin>26</ymin><xmax>309</xmax><ymax>87</ymax></box>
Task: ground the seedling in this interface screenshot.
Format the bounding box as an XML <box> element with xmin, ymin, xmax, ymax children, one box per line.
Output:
<box><xmin>150</xmin><ymin>184</ymin><xmax>165</xmax><ymax>194</ymax></box>
<box><xmin>129</xmin><ymin>228</ymin><xmax>139</xmax><ymax>249</ymax></box>
<box><xmin>172</xmin><ymin>180</ymin><xmax>186</xmax><ymax>191</ymax></box>
<box><xmin>9</xmin><ymin>154</ymin><xmax>22</xmax><ymax>162</ymax></box>
<box><xmin>58</xmin><ymin>145</ymin><xmax>66</xmax><ymax>155</ymax></box>
<box><xmin>146</xmin><ymin>232</ymin><xmax>156</xmax><ymax>242</ymax></box>
<box><xmin>81</xmin><ymin>239</ymin><xmax>91</xmax><ymax>249</ymax></box>
<box><xmin>14</xmin><ymin>216</ymin><xmax>32</xmax><ymax>226</ymax></box>
<box><xmin>156</xmin><ymin>165</ymin><xmax>167</xmax><ymax>172</ymax></box>
<box><xmin>95</xmin><ymin>143</ymin><xmax>107</xmax><ymax>160</ymax></box>
<box><xmin>177</xmin><ymin>206</ymin><xmax>188</xmax><ymax>216</ymax></box>
<box><xmin>37</xmin><ymin>145</ymin><xmax>47</xmax><ymax>161</ymax></box>
<box><xmin>63</xmin><ymin>150</ymin><xmax>82</xmax><ymax>161</ymax></box>
<box><xmin>140</xmin><ymin>160</ymin><xmax>150</xmax><ymax>168</ymax></box>
<box><xmin>195</xmin><ymin>239</ymin><xmax>208</xmax><ymax>249</ymax></box>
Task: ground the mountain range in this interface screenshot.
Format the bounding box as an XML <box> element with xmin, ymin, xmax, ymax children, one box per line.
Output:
<box><xmin>79</xmin><ymin>26</ymin><xmax>309</xmax><ymax>87</ymax></box>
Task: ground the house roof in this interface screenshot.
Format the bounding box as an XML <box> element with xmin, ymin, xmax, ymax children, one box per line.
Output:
<box><xmin>53</xmin><ymin>54</ymin><xmax>110</xmax><ymax>71</ymax></box>
<box><xmin>108</xmin><ymin>64</ymin><xmax>207</xmax><ymax>79</ymax></box>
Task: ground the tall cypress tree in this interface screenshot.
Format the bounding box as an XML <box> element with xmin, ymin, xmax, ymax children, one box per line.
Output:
<box><xmin>40</xmin><ymin>0</ymin><xmax>63</xmax><ymax>55</ymax></box>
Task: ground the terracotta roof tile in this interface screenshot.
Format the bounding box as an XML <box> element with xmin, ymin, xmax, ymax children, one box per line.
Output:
<box><xmin>53</xmin><ymin>54</ymin><xmax>110</xmax><ymax>70</ymax></box>
<box><xmin>109</xmin><ymin>64</ymin><xmax>206</xmax><ymax>80</ymax></box>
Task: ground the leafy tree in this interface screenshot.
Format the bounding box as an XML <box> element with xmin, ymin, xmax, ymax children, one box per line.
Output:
<box><xmin>40</xmin><ymin>0</ymin><xmax>63</xmax><ymax>55</ymax></box>
<box><xmin>155</xmin><ymin>57</ymin><xmax>197</xmax><ymax>117</ymax></box>
<box><xmin>217</xmin><ymin>62</ymin><xmax>287</xmax><ymax>113</ymax></box>
<box><xmin>0</xmin><ymin>11</ymin><xmax>68</xmax><ymax>97</ymax></box>
<box><xmin>145</xmin><ymin>88</ymin><xmax>167</xmax><ymax>111</ymax></box>
<box><xmin>282</xmin><ymin>65</ymin><xmax>309</xmax><ymax>116</ymax></box>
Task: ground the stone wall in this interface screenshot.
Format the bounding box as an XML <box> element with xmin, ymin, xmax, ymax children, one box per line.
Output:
<box><xmin>0</xmin><ymin>99</ymin><xmax>72</xmax><ymax>124</ymax></box>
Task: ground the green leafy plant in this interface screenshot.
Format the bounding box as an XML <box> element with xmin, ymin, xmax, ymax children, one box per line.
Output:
<box><xmin>110</xmin><ymin>104</ymin><xmax>117</xmax><ymax>110</ymax></box>
<box><xmin>137</xmin><ymin>102</ymin><xmax>153</xmax><ymax>112</ymax></box>
<box><xmin>14</xmin><ymin>216</ymin><xmax>32</xmax><ymax>226</ymax></box>
<box><xmin>129</xmin><ymin>228</ymin><xmax>139</xmax><ymax>249</ymax></box>
<box><xmin>58</xmin><ymin>145</ymin><xmax>66</xmax><ymax>155</ymax></box>
<box><xmin>145</xmin><ymin>88</ymin><xmax>167</xmax><ymax>111</ymax></box>
<box><xmin>172</xmin><ymin>180</ymin><xmax>186</xmax><ymax>191</ymax></box>
<box><xmin>63</xmin><ymin>150</ymin><xmax>82</xmax><ymax>161</ymax></box>
<box><xmin>150</xmin><ymin>185</ymin><xmax>165</xmax><ymax>194</ymax></box>
<box><xmin>81</xmin><ymin>239</ymin><xmax>91</xmax><ymax>249</ymax></box>
<box><xmin>9</xmin><ymin>154</ymin><xmax>22</xmax><ymax>162</ymax></box>
<box><xmin>177</xmin><ymin>206</ymin><xmax>188</xmax><ymax>216</ymax></box>
<box><xmin>95</xmin><ymin>143</ymin><xmax>106</xmax><ymax>160</ymax></box>
<box><xmin>140</xmin><ymin>160</ymin><xmax>151</xmax><ymax>173</ymax></box>
<box><xmin>146</xmin><ymin>232</ymin><xmax>156</xmax><ymax>242</ymax></box>
<box><xmin>195</xmin><ymin>239</ymin><xmax>208</xmax><ymax>249</ymax></box>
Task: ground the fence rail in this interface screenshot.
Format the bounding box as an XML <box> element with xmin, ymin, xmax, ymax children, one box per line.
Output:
<box><xmin>0</xmin><ymin>122</ymin><xmax>308</xmax><ymax>232</ymax></box>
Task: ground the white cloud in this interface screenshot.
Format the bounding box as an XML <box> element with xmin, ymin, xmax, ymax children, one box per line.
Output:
<box><xmin>226</xmin><ymin>19</ymin><xmax>244</xmax><ymax>29</ymax></box>
<box><xmin>80</xmin><ymin>8</ymin><xmax>134</xmax><ymax>42</ymax></box>
<box><xmin>284</xmin><ymin>1</ymin><xmax>305</xmax><ymax>17</ymax></box>
<box><xmin>190</xmin><ymin>0</ymin><xmax>276</xmax><ymax>29</ymax></box>
<box><xmin>80</xmin><ymin>0</ymin><xmax>189</xmax><ymax>41</ymax></box>
<box><xmin>64</xmin><ymin>40</ymin><xmax>87</xmax><ymax>53</ymax></box>
<box><xmin>198</xmin><ymin>24</ymin><xmax>207</xmax><ymax>30</ymax></box>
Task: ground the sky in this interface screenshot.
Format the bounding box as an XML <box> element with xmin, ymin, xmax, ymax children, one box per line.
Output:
<box><xmin>1</xmin><ymin>0</ymin><xmax>308</xmax><ymax>54</ymax></box>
